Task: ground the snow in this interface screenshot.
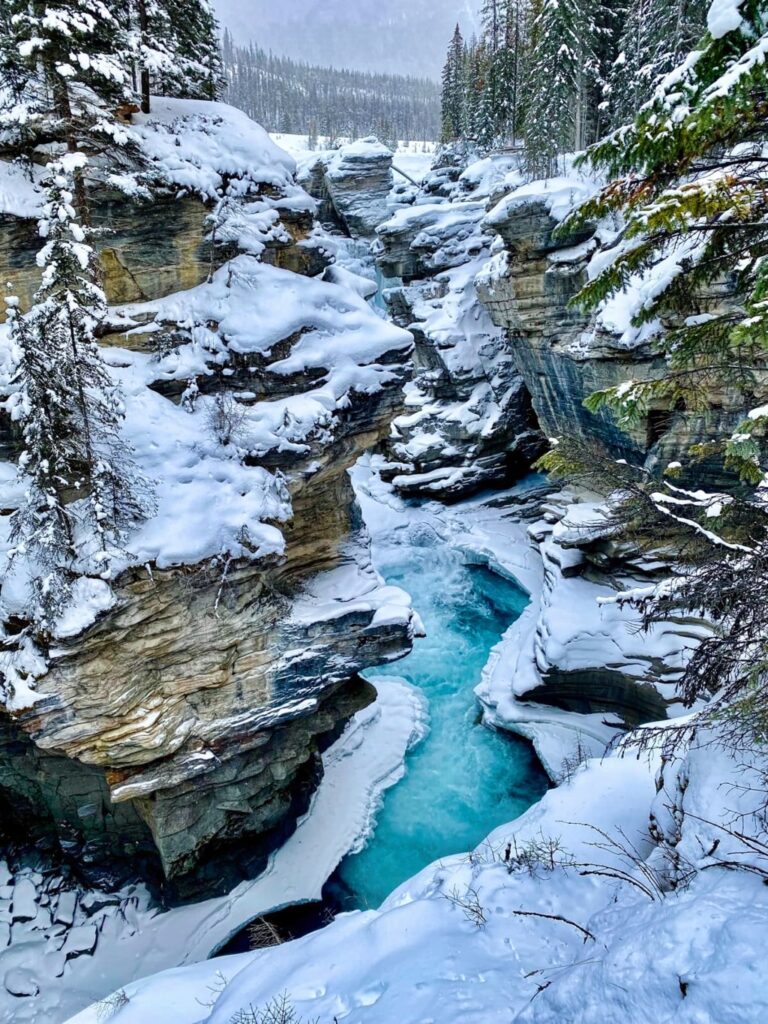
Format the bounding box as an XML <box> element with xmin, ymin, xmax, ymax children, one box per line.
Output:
<box><xmin>380</xmin><ymin>199</ymin><xmax>486</xmax><ymax>237</ymax></box>
<box><xmin>289</xmin><ymin>553</ymin><xmax>414</xmax><ymax>634</ymax></box>
<box><xmin>121</xmin><ymin>256</ymin><xmax>411</xmax><ymax>384</ymax></box>
<box><xmin>589</xmin><ymin>234</ymin><xmax>706</xmax><ymax>349</ymax></box>
<box><xmin>2</xmin><ymin>677</ymin><xmax>425</xmax><ymax>1024</ymax></box>
<box><xmin>376</xmin><ymin>199</ymin><xmax>492</xmax><ymax>288</ymax></box>
<box><xmin>0</xmin><ymin>252</ymin><xmax>413</xmax><ymax>641</ymax></box>
<box><xmin>64</xmin><ymin>747</ymin><xmax>661</xmax><ymax>1024</ymax></box>
<box><xmin>0</xmin><ymin>101</ymin><xmax>306</xmax><ymax>222</ymax></box>
<box><xmin>391</xmin><ymin>149</ymin><xmax>435</xmax><ymax>185</ymax></box>
<box><xmin>273</xmin><ymin>133</ymin><xmax>435</xmax><ymax>186</ymax></box>
<box><xmin>485</xmin><ymin>172</ymin><xmax>597</xmax><ymax>228</ymax></box>
<box><xmin>65</xmin><ymin>699</ymin><xmax>768</xmax><ymax>1024</ymax></box>
<box><xmin>131</xmin><ymin>99</ymin><xmax>297</xmax><ymax>199</ymax></box>
<box><xmin>53</xmin><ymin>578</ymin><xmax>116</xmax><ymax>638</ymax></box>
<box><xmin>0</xmin><ymin>159</ymin><xmax>43</xmax><ymax>218</ymax></box>
<box><xmin>328</xmin><ymin>136</ymin><xmax>392</xmax><ymax>167</ymax></box>
<box><xmin>459</xmin><ymin>154</ymin><xmax>522</xmax><ymax>198</ymax></box>
<box><xmin>117</xmin><ymin>378</ymin><xmax>289</xmax><ymax>569</ymax></box>
<box><xmin>707</xmin><ymin>0</ymin><xmax>746</xmax><ymax>38</ymax></box>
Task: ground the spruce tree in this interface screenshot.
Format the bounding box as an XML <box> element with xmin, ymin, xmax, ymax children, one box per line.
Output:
<box><xmin>163</xmin><ymin>0</ymin><xmax>223</xmax><ymax>101</ymax></box>
<box><xmin>441</xmin><ymin>24</ymin><xmax>465</xmax><ymax>142</ymax></box>
<box><xmin>544</xmin><ymin>0</ymin><xmax>768</xmax><ymax>742</ymax></box>
<box><xmin>607</xmin><ymin>0</ymin><xmax>707</xmax><ymax>129</ymax></box>
<box><xmin>494</xmin><ymin>0</ymin><xmax>528</xmax><ymax>143</ymax></box>
<box><xmin>563</xmin><ymin>0</ymin><xmax>768</xmax><ymax>470</ymax></box>
<box><xmin>462</xmin><ymin>38</ymin><xmax>486</xmax><ymax>143</ymax></box>
<box><xmin>131</xmin><ymin>0</ymin><xmax>223</xmax><ymax>112</ymax></box>
<box><xmin>523</xmin><ymin>0</ymin><xmax>599</xmax><ymax>174</ymax></box>
<box><xmin>6</xmin><ymin>155</ymin><xmax>150</xmax><ymax>629</ymax></box>
<box><xmin>474</xmin><ymin>42</ymin><xmax>498</xmax><ymax>150</ymax></box>
<box><xmin>0</xmin><ymin>0</ymin><xmax>132</xmax><ymax>158</ymax></box>
<box><xmin>479</xmin><ymin>0</ymin><xmax>502</xmax><ymax>144</ymax></box>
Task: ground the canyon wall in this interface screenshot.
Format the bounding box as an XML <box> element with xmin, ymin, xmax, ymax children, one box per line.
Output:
<box><xmin>0</xmin><ymin>111</ymin><xmax>415</xmax><ymax>899</ymax></box>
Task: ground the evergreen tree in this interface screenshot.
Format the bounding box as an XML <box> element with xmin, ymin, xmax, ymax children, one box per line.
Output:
<box><xmin>474</xmin><ymin>42</ymin><xmax>498</xmax><ymax>149</ymax></box>
<box><xmin>522</xmin><ymin>0</ymin><xmax>601</xmax><ymax>174</ymax></box>
<box><xmin>495</xmin><ymin>0</ymin><xmax>529</xmax><ymax>142</ymax></box>
<box><xmin>462</xmin><ymin>37</ymin><xmax>486</xmax><ymax>142</ymax></box>
<box><xmin>164</xmin><ymin>0</ymin><xmax>223</xmax><ymax>101</ymax></box>
<box><xmin>132</xmin><ymin>0</ymin><xmax>223</xmax><ymax>113</ymax></box>
<box><xmin>441</xmin><ymin>24</ymin><xmax>465</xmax><ymax>142</ymax></box>
<box><xmin>607</xmin><ymin>0</ymin><xmax>707</xmax><ymax>128</ymax></box>
<box><xmin>545</xmin><ymin>0</ymin><xmax>768</xmax><ymax>741</ymax></box>
<box><xmin>221</xmin><ymin>37</ymin><xmax>441</xmax><ymax>144</ymax></box>
<box><xmin>0</xmin><ymin>0</ymin><xmax>132</xmax><ymax>158</ymax></box>
<box><xmin>479</xmin><ymin>0</ymin><xmax>502</xmax><ymax>144</ymax></box>
<box><xmin>564</xmin><ymin>0</ymin><xmax>768</xmax><ymax>455</ymax></box>
<box><xmin>482</xmin><ymin>0</ymin><xmax>503</xmax><ymax>53</ymax></box>
<box><xmin>7</xmin><ymin>155</ymin><xmax>150</xmax><ymax>629</ymax></box>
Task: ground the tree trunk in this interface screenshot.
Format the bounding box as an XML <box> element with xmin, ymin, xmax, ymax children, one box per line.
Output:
<box><xmin>138</xmin><ymin>0</ymin><xmax>151</xmax><ymax>114</ymax></box>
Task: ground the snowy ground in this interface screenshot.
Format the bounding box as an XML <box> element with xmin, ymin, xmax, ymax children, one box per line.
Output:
<box><xmin>0</xmin><ymin>677</ymin><xmax>425</xmax><ymax>1024</ymax></box>
<box><xmin>270</xmin><ymin>132</ymin><xmax>437</xmax><ymax>185</ymax></box>
<box><xmin>66</xmin><ymin>708</ymin><xmax>768</xmax><ymax>1024</ymax></box>
<box><xmin>58</xmin><ymin>464</ymin><xmax>768</xmax><ymax>1024</ymax></box>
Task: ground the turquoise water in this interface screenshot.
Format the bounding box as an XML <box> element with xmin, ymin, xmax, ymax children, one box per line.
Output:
<box><xmin>333</xmin><ymin>542</ymin><xmax>549</xmax><ymax>909</ymax></box>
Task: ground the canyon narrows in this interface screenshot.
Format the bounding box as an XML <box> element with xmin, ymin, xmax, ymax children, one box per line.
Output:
<box><xmin>1</xmin><ymin>80</ymin><xmax>766</xmax><ymax>1024</ymax></box>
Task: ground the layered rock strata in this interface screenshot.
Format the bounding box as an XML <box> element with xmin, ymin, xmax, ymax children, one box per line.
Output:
<box><xmin>0</xmin><ymin>104</ymin><xmax>415</xmax><ymax>898</ymax></box>
<box><xmin>477</xmin><ymin>190</ymin><xmax>754</xmax><ymax>488</ymax></box>
<box><xmin>461</xmin><ymin>484</ymin><xmax>712</xmax><ymax>778</ymax></box>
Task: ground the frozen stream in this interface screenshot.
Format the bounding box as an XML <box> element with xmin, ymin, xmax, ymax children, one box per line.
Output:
<box><xmin>331</xmin><ymin>538</ymin><xmax>549</xmax><ymax>910</ymax></box>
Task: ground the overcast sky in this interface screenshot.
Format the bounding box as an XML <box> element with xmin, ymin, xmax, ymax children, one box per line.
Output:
<box><xmin>212</xmin><ymin>0</ymin><xmax>480</xmax><ymax>80</ymax></box>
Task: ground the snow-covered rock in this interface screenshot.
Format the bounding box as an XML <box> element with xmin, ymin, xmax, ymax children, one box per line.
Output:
<box><xmin>477</xmin><ymin>169</ymin><xmax>746</xmax><ymax>489</ymax></box>
<box><xmin>373</xmin><ymin>153</ymin><xmax>545</xmax><ymax>500</ymax></box>
<box><xmin>0</xmin><ymin>677</ymin><xmax>425</xmax><ymax>1022</ymax></box>
<box><xmin>0</xmin><ymin>104</ymin><xmax>416</xmax><ymax>899</ymax></box>
<box><xmin>69</xmin><ymin>722</ymin><xmax>768</xmax><ymax>1024</ymax></box>
<box><xmin>0</xmin><ymin>99</ymin><xmax>323</xmax><ymax>316</ymax></box>
<box><xmin>299</xmin><ymin>138</ymin><xmax>394</xmax><ymax>238</ymax></box>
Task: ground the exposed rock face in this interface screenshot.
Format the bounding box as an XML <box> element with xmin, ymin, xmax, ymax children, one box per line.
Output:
<box><xmin>474</xmin><ymin>485</ymin><xmax>712</xmax><ymax>780</ymax></box>
<box><xmin>0</xmin><ymin>186</ymin><xmax>327</xmax><ymax>316</ymax></box>
<box><xmin>477</xmin><ymin>196</ymin><xmax>748</xmax><ymax>488</ymax></box>
<box><xmin>372</xmin><ymin>155</ymin><xmax>546</xmax><ymax>501</ymax></box>
<box><xmin>380</xmin><ymin>273</ymin><xmax>544</xmax><ymax>501</ymax></box>
<box><xmin>299</xmin><ymin>138</ymin><xmax>394</xmax><ymax>238</ymax></box>
<box><xmin>0</xmin><ymin>108</ymin><xmax>415</xmax><ymax>899</ymax></box>
<box><xmin>375</xmin><ymin>200</ymin><xmax>489</xmax><ymax>282</ymax></box>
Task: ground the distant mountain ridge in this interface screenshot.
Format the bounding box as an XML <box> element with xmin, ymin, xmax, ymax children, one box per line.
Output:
<box><xmin>212</xmin><ymin>0</ymin><xmax>479</xmax><ymax>80</ymax></box>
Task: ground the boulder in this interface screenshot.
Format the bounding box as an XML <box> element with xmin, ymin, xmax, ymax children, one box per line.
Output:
<box><xmin>300</xmin><ymin>138</ymin><xmax>394</xmax><ymax>238</ymax></box>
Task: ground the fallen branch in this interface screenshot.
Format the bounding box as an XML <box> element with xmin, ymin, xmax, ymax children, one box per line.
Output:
<box><xmin>510</xmin><ymin>909</ymin><xmax>597</xmax><ymax>944</ymax></box>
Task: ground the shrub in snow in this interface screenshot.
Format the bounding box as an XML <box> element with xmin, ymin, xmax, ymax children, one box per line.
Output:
<box><xmin>230</xmin><ymin>993</ymin><xmax>319</xmax><ymax>1024</ymax></box>
<box><xmin>96</xmin><ymin>988</ymin><xmax>130</xmax><ymax>1022</ymax></box>
<box><xmin>206</xmin><ymin>392</ymin><xmax>249</xmax><ymax>449</ymax></box>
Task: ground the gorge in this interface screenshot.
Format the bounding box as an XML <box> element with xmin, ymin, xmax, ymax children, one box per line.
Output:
<box><xmin>0</xmin><ymin>94</ymin><xmax>765</xmax><ymax>1024</ymax></box>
